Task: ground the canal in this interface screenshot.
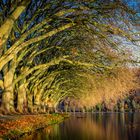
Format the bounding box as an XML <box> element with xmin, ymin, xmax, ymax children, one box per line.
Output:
<box><xmin>19</xmin><ymin>113</ymin><xmax>140</xmax><ymax>140</ymax></box>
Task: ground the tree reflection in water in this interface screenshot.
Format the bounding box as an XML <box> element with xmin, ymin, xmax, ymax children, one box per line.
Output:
<box><xmin>19</xmin><ymin>113</ymin><xmax>140</xmax><ymax>140</ymax></box>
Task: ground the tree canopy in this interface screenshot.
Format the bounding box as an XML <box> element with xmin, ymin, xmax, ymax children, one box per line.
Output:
<box><xmin>0</xmin><ymin>0</ymin><xmax>139</xmax><ymax>114</ymax></box>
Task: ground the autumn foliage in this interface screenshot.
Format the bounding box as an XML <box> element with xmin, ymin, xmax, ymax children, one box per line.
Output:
<box><xmin>78</xmin><ymin>67</ymin><xmax>138</xmax><ymax>109</ymax></box>
<box><xmin>0</xmin><ymin>114</ymin><xmax>64</xmax><ymax>139</ymax></box>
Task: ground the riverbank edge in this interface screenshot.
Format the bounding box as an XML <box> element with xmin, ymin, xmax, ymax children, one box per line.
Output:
<box><xmin>0</xmin><ymin>113</ymin><xmax>69</xmax><ymax>139</ymax></box>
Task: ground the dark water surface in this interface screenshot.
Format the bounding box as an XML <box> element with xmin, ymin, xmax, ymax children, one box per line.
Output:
<box><xmin>20</xmin><ymin>113</ymin><xmax>140</xmax><ymax>140</ymax></box>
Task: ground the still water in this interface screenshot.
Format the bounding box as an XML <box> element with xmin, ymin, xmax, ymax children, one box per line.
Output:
<box><xmin>20</xmin><ymin>113</ymin><xmax>140</xmax><ymax>140</ymax></box>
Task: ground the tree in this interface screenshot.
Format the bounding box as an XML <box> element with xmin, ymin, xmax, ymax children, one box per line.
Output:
<box><xmin>0</xmin><ymin>0</ymin><xmax>139</xmax><ymax>114</ymax></box>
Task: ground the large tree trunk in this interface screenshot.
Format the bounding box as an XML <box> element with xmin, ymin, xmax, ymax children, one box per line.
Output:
<box><xmin>1</xmin><ymin>56</ymin><xmax>17</xmax><ymax>114</ymax></box>
<box><xmin>0</xmin><ymin>80</ymin><xmax>4</xmax><ymax>90</ymax></box>
<box><xmin>17</xmin><ymin>82</ymin><xmax>27</xmax><ymax>113</ymax></box>
<box><xmin>1</xmin><ymin>70</ymin><xmax>15</xmax><ymax>113</ymax></box>
<box><xmin>47</xmin><ymin>100</ymin><xmax>54</xmax><ymax>114</ymax></box>
<box><xmin>53</xmin><ymin>102</ymin><xmax>58</xmax><ymax>113</ymax></box>
<box><xmin>27</xmin><ymin>92</ymin><xmax>33</xmax><ymax>113</ymax></box>
<box><xmin>34</xmin><ymin>90</ymin><xmax>43</xmax><ymax>113</ymax></box>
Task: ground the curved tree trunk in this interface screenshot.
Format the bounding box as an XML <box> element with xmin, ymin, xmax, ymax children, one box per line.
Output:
<box><xmin>0</xmin><ymin>0</ymin><xmax>31</xmax><ymax>48</ymax></box>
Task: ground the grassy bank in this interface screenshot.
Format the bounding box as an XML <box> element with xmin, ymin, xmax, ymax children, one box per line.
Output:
<box><xmin>0</xmin><ymin>113</ymin><xmax>69</xmax><ymax>139</ymax></box>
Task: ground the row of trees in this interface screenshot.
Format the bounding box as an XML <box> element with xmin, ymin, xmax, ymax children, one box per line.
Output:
<box><xmin>0</xmin><ymin>0</ymin><xmax>139</xmax><ymax>114</ymax></box>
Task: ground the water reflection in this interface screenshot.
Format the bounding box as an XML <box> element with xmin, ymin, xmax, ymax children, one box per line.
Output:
<box><xmin>20</xmin><ymin>113</ymin><xmax>140</xmax><ymax>140</ymax></box>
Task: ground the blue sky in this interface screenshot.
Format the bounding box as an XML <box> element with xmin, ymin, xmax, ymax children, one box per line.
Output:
<box><xmin>123</xmin><ymin>0</ymin><xmax>140</xmax><ymax>63</ymax></box>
